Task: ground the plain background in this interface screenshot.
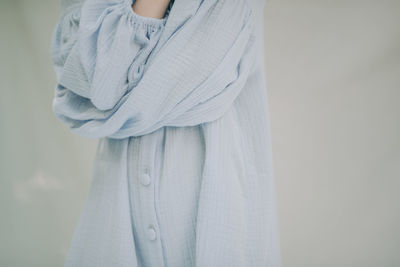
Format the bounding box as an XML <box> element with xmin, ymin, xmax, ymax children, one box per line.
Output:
<box><xmin>0</xmin><ymin>0</ymin><xmax>399</xmax><ymax>266</ymax></box>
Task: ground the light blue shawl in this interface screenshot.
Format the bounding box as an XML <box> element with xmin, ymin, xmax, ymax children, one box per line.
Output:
<box><xmin>51</xmin><ymin>0</ymin><xmax>256</xmax><ymax>139</ymax></box>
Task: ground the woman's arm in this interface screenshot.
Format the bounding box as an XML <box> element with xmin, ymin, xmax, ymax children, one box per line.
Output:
<box><xmin>51</xmin><ymin>0</ymin><xmax>172</xmax><ymax>111</ymax></box>
<box><xmin>51</xmin><ymin>0</ymin><xmax>255</xmax><ymax>139</ymax></box>
<box><xmin>132</xmin><ymin>0</ymin><xmax>171</xmax><ymax>19</ymax></box>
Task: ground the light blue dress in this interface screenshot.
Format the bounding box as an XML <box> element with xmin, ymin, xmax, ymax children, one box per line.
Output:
<box><xmin>50</xmin><ymin>0</ymin><xmax>281</xmax><ymax>266</ymax></box>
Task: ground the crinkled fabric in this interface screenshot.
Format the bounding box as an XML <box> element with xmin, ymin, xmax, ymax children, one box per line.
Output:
<box><xmin>51</xmin><ymin>0</ymin><xmax>256</xmax><ymax>138</ymax></box>
<box><xmin>50</xmin><ymin>0</ymin><xmax>281</xmax><ymax>266</ymax></box>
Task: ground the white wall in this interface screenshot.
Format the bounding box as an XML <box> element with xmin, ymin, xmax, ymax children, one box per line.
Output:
<box><xmin>0</xmin><ymin>0</ymin><xmax>399</xmax><ymax>266</ymax></box>
<box><xmin>264</xmin><ymin>1</ymin><xmax>400</xmax><ymax>266</ymax></box>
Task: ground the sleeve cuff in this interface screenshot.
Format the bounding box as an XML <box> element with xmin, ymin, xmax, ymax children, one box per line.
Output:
<box><xmin>126</xmin><ymin>0</ymin><xmax>169</xmax><ymax>31</ymax></box>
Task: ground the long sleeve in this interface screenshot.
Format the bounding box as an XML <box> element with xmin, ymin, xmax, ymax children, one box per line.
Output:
<box><xmin>50</xmin><ymin>0</ymin><xmax>256</xmax><ymax>139</ymax></box>
<box><xmin>51</xmin><ymin>0</ymin><xmax>170</xmax><ymax>109</ymax></box>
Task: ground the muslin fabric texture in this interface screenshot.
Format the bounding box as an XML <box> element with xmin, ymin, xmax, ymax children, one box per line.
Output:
<box><xmin>50</xmin><ymin>0</ymin><xmax>281</xmax><ymax>266</ymax></box>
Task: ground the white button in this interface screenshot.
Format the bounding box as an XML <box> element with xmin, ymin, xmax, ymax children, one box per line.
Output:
<box><xmin>148</xmin><ymin>226</ymin><xmax>157</xmax><ymax>241</ymax></box>
<box><xmin>141</xmin><ymin>172</ymin><xmax>151</xmax><ymax>186</ymax></box>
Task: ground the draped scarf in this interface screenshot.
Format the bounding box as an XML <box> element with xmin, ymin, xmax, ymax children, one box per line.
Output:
<box><xmin>51</xmin><ymin>0</ymin><xmax>257</xmax><ymax>139</ymax></box>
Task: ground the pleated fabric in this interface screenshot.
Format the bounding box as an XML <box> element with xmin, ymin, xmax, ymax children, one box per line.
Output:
<box><xmin>50</xmin><ymin>0</ymin><xmax>281</xmax><ymax>266</ymax></box>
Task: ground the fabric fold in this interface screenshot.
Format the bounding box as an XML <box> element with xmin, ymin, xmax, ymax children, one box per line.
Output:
<box><xmin>52</xmin><ymin>0</ymin><xmax>169</xmax><ymax>110</ymax></box>
<box><xmin>51</xmin><ymin>0</ymin><xmax>256</xmax><ymax>139</ymax></box>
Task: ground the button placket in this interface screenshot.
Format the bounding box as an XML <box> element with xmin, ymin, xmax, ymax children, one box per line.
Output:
<box><xmin>128</xmin><ymin>132</ymin><xmax>166</xmax><ymax>266</ymax></box>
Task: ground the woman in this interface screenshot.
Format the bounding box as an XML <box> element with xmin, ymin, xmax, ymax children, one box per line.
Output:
<box><xmin>50</xmin><ymin>0</ymin><xmax>281</xmax><ymax>266</ymax></box>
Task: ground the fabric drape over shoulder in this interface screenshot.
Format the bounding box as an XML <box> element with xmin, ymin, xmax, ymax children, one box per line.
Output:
<box><xmin>50</xmin><ymin>0</ymin><xmax>281</xmax><ymax>266</ymax></box>
<box><xmin>51</xmin><ymin>0</ymin><xmax>257</xmax><ymax>139</ymax></box>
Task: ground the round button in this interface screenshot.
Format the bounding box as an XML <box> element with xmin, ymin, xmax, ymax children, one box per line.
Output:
<box><xmin>148</xmin><ymin>226</ymin><xmax>157</xmax><ymax>241</ymax></box>
<box><xmin>141</xmin><ymin>173</ymin><xmax>151</xmax><ymax>186</ymax></box>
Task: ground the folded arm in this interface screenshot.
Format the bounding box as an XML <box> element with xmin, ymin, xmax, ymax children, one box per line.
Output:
<box><xmin>50</xmin><ymin>0</ymin><xmax>256</xmax><ymax>139</ymax></box>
